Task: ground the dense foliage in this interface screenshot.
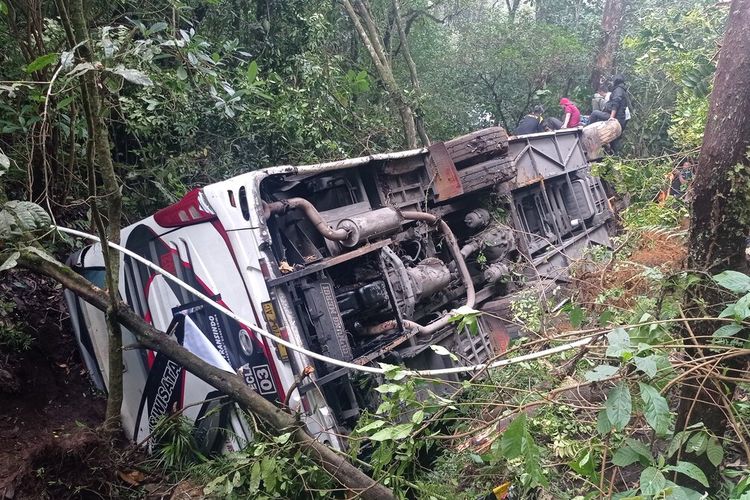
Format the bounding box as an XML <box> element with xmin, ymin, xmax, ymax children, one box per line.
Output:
<box><xmin>2</xmin><ymin>0</ymin><xmax>746</xmax><ymax>498</ymax></box>
<box><xmin>1</xmin><ymin>0</ymin><xmax>722</xmax><ymax>217</ymax></box>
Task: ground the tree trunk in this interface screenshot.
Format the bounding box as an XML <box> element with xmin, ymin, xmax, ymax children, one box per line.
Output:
<box><xmin>676</xmin><ymin>0</ymin><xmax>750</xmax><ymax>490</ymax></box>
<box><xmin>56</xmin><ymin>0</ymin><xmax>125</xmax><ymax>432</ymax></box>
<box><xmin>505</xmin><ymin>0</ymin><xmax>522</xmax><ymax>23</ymax></box>
<box><xmin>340</xmin><ymin>0</ymin><xmax>419</xmax><ymax>148</ymax></box>
<box><xmin>17</xmin><ymin>247</ymin><xmax>395</xmax><ymax>500</ymax></box>
<box><xmin>590</xmin><ymin>0</ymin><xmax>625</xmax><ymax>91</ymax></box>
<box><xmin>535</xmin><ymin>0</ymin><xmax>552</xmax><ymax>23</ymax></box>
<box><xmin>392</xmin><ymin>0</ymin><xmax>429</xmax><ymax>146</ymax></box>
<box><xmin>6</xmin><ymin>0</ymin><xmax>57</xmax><ymax>204</ymax></box>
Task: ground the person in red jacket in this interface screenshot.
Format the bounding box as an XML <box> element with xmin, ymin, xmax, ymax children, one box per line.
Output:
<box><xmin>559</xmin><ymin>97</ymin><xmax>581</xmax><ymax>128</ymax></box>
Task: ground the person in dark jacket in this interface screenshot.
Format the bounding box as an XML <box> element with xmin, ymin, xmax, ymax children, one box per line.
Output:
<box><xmin>607</xmin><ymin>74</ymin><xmax>629</xmax><ymax>153</ymax></box>
<box><xmin>544</xmin><ymin>117</ymin><xmax>563</xmax><ymax>130</ymax></box>
<box><xmin>513</xmin><ymin>105</ymin><xmax>546</xmax><ymax>135</ymax></box>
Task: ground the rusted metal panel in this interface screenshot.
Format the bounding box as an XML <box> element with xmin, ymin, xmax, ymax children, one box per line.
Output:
<box><xmin>266</xmin><ymin>239</ymin><xmax>392</xmax><ymax>287</ymax></box>
<box><xmin>353</xmin><ymin>330</ymin><xmax>420</xmax><ymax>366</ymax></box>
<box><xmin>382</xmin><ymin>155</ymin><xmax>426</xmax><ymax>175</ymax></box>
<box><xmin>428</xmin><ymin>141</ymin><xmax>464</xmax><ymax>201</ymax></box>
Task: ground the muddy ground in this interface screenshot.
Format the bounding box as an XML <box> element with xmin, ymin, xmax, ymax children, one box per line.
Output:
<box><xmin>0</xmin><ymin>271</ymin><xmax>111</xmax><ymax>499</ymax></box>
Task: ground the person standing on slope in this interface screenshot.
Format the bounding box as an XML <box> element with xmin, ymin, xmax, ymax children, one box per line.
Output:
<box><xmin>607</xmin><ymin>74</ymin><xmax>629</xmax><ymax>153</ymax></box>
<box><xmin>559</xmin><ymin>97</ymin><xmax>581</xmax><ymax>128</ymax></box>
<box><xmin>591</xmin><ymin>84</ymin><xmax>609</xmax><ymax>113</ymax></box>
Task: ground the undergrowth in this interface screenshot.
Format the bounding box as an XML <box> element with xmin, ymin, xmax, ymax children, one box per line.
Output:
<box><xmin>144</xmin><ymin>413</ymin><xmax>335</xmax><ymax>499</ymax></box>
<box><xmin>0</xmin><ymin>298</ymin><xmax>33</xmax><ymax>352</ymax></box>
<box><xmin>344</xmin><ymin>227</ymin><xmax>750</xmax><ymax>499</ymax></box>
<box><xmin>132</xmin><ymin>228</ymin><xmax>749</xmax><ymax>499</ymax></box>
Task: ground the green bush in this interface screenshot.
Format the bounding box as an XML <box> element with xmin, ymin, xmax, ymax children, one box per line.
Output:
<box><xmin>621</xmin><ymin>197</ymin><xmax>688</xmax><ymax>228</ymax></box>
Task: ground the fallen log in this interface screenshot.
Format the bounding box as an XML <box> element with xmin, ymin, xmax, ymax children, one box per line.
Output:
<box><xmin>18</xmin><ymin>247</ymin><xmax>395</xmax><ymax>500</ymax></box>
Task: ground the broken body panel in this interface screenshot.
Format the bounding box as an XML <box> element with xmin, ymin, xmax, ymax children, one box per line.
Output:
<box><xmin>65</xmin><ymin>126</ymin><xmax>612</xmax><ymax>451</ymax></box>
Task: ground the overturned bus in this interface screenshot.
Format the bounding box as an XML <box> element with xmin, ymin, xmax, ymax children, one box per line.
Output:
<box><xmin>65</xmin><ymin>125</ymin><xmax>613</xmax><ymax>452</ymax></box>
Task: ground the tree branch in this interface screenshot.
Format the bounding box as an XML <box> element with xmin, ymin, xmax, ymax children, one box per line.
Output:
<box><xmin>391</xmin><ymin>0</ymin><xmax>429</xmax><ymax>146</ymax></box>
<box><xmin>17</xmin><ymin>247</ymin><xmax>395</xmax><ymax>500</ymax></box>
<box><xmin>339</xmin><ymin>0</ymin><xmax>418</xmax><ymax>148</ymax></box>
<box><xmin>56</xmin><ymin>0</ymin><xmax>125</xmax><ymax>431</ymax></box>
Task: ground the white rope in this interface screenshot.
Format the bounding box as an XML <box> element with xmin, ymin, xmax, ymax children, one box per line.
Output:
<box><xmin>53</xmin><ymin>225</ymin><xmax>592</xmax><ymax>377</ymax></box>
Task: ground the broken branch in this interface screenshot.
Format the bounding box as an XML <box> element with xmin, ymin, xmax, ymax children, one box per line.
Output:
<box><xmin>17</xmin><ymin>246</ymin><xmax>395</xmax><ymax>500</ymax></box>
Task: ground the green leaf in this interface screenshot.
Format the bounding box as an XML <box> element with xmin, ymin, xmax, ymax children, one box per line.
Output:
<box><xmin>369</xmin><ymin>423</ymin><xmax>413</xmax><ymax>442</ymax></box>
<box><xmin>274</xmin><ymin>432</ymin><xmax>292</xmax><ymax>445</ymax></box>
<box><xmin>25</xmin><ymin>53</ymin><xmax>58</xmax><ymax>73</ymax></box>
<box><xmin>249</xmin><ymin>460</ymin><xmax>261</xmax><ymax>491</ymax></box>
<box><xmin>733</xmin><ymin>293</ymin><xmax>750</xmax><ymax>320</ymax></box>
<box><xmin>611</xmin><ymin>446</ymin><xmax>641</xmax><ymax>467</ymax></box>
<box><xmin>640</xmin><ymin>467</ymin><xmax>667</xmax><ymax>496</ymax></box>
<box><xmin>599</xmin><ymin>309</ymin><xmax>615</xmax><ymax>326</ymax></box>
<box><xmin>569</xmin><ymin>306</ymin><xmax>584</xmax><ymax>328</ymax></box>
<box><xmin>148</xmin><ymin>21</ymin><xmax>168</xmax><ymax>34</ymax></box>
<box><xmin>449</xmin><ymin>306</ymin><xmax>481</xmax><ymax>335</ymax></box>
<box><xmin>496</xmin><ymin>413</ymin><xmax>547</xmax><ymax>487</ymax></box>
<box><xmin>374</xmin><ymin>383</ymin><xmax>402</xmax><ymax>394</ymax></box>
<box><xmin>104</xmin><ymin>76</ymin><xmax>121</xmax><ymax>93</ymax></box>
<box><xmin>569</xmin><ymin>448</ymin><xmax>597</xmax><ymax>480</ymax></box>
<box><xmin>714</xmin><ymin>323</ymin><xmax>743</xmax><ymax>339</ymax></box>
<box><xmin>500</xmin><ymin>414</ymin><xmax>528</xmax><ymax>459</ymax></box>
<box><xmin>584</xmin><ymin>364</ymin><xmax>619</xmax><ymax>382</ymax></box>
<box><xmin>3</xmin><ymin>200</ymin><xmax>51</xmax><ymax>232</ymax></box>
<box><xmin>411</xmin><ymin>410</ymin><xmax>425</xmax><ymax>424</ymax></box>
<box><xmin>733</xmin><ymin>476</ymin><xmax>750</xmax><ymax>497</ymax></box>
<box><xmin>596</xmin><ymin>408</ymin><xmax>612</xmax><ymax>435</ymax></box>
<box><xmin>0</xmin><ymin>1</ymin><xmax>7</xmax><ymax>15</ymax></box>
<box><xmin>260</xmin><ymin>456</ymin><xmax>276</xmax><ymax>490</ymax></box>
<box><xmin>204</xmin><ymin>474</ymin><xmax>227</xmax><ymax>494</ymax></box>
<box><xmin>633</xmin><ymin>355</ymin><xmax>658</xmax><ymax>378</ymax></box>
<box><xmin>606</xmin><ymin>328</ymin><xmax>632</xmax><ymax>358</ymax></box>
<box><xmin>176</xmin><ymin>66</ymin><xmax>188</xmax><ymax>81</ymax></box>
<box><xmin>714</xmin><ymin>270</ymin><xmax>750</xmax><ymax>293</ymax></box>
<box><xmin>639</xmin><ymin>383</ymin><xmax>671</xmax><ymax>436</ymax></box>
<box><xmin>612</xmin><ymin>438</ymin><xmax>654</xmax><ymax>467</ymax></box>
<box><xmin>379</xmin><ymin>362</ymin><xmax>409</xmax><ymax>380</ymax></box>
<box><xmin>628</xmin><ymin>438</ymin><xmax>654</xmax><ymax>463</ymax></box>
<box><xmin>665</xmin><ymin>462</ymin><xmax>709</xmax><ymax>488</ymax></box>
<box><xmin>662</xmin><ymin>481</ymin><xmax>705</xmax><ymax>500</ymax></box>
<box><xmin>0</xmin><ymin>251</ymin><xmax>19</xmax><ymax>272</ymax></box>
<box><xmin>375</xmin><ymin>401</ymin><xmax>393</xmax><ymax>414</ymax></box>
<box><xmin>247</xmin><ymin>60</ymin><xmax>259</xmax><ymax>84</ymax></box>
<box><xmin>706</xmin><ymin>437</ymin><xmax>724</xmax><ymax>467</ymax></box>
<box><xmin>606</xmin><ymin>382</ymin><xmax>632</xmax><ymax>431</ymax></box>
<box><xmin>111</xmin><ymin>67</ymin><xmax>154</xmax><ymax>86</ymax></box>
<box><xmin>430</xmin><ymin>344</ymin><xmax>458</xmax><ymax>361</ymax></box>
<box><xmin>719</xmin><ymin>304</ymin><xmax>737</xmax><ymax>319</ymax></box>
<box><xmin>686</xmin><ymin>431</ymin><xmax>708</xmax><ymax>454</ymax></box>
<box><xmin>55</xmin><ymin>95</ymin><xmax>76</xmax><ymax>110</ymax></box>
<box><xmin>0</xmin><ymin>151</ymin><xmax>8</xmax><ymax>173</ymax></box>
<box><xmin>357</xmin><ymin>420</ymin><xmax>386</xmax><ymax>433</ymax></box>
<box><xmin>667</xmin><ymin>430</ymin><xmax>692</xmax><ymax>458</ymax></box>
<box><xmin>66</xmin><ymin>62</ymin><xmax>95</xmax><ymax>78</ymax></box>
